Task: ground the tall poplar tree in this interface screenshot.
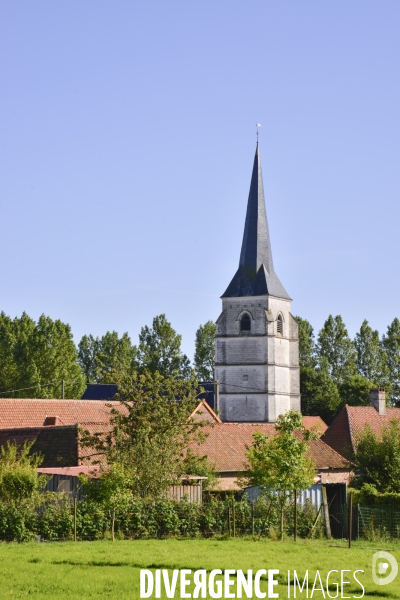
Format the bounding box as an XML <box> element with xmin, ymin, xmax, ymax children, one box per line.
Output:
<box><xmin>382</xmin><ymin>318</ymin><xmax>400</xmax><ymax>405</ymax></box>
<box><xmin>194</xmin><ymin>320</ymin><xmax>216</xmax><ymax>381</ymax></box>
<box><xmin>355</xmin><ymin>319</ymin><xmax>389</xmax><ymax>387</ymax></box>
<box><xmin>317</xmin><ymin>315</ymin><xmax>356</xmax><ymax>383</ymax></box>
<box><xmin>78</xmin><ymin>331</ymin><xmax>137</xmax><ymax>383</ymax></box>
<box><xmin>295</xmin><ymin>316</ymin><xmax>316</xmax><ymax>369</ymax></box>
<box><xmin>137</xmin><ymin>314</ymin><xmax>191</xmax><ymax>378</ymax></box>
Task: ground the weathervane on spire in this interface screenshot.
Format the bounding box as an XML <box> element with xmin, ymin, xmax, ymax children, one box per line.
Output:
<box><xmin>256</xmin><ymin>123</ymin><xmax>261</xmax><ymax>144</ymax></box>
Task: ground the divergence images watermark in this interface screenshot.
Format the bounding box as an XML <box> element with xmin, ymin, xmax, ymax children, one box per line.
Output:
<box><xmin>372</xmin><ymin>551</ymin><xmax>398</xmax><ymax>586</ymax></box>
<box><xmin>139</xmin><ymin>553</ymin><xmax>398</xmax><ymax>598</ymax></box>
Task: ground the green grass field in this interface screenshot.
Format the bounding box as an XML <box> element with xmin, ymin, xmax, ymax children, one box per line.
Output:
<box><xmin>0</xmin><ymin>538</ymin><xmax>398</xmax><ymax>599</ymax></box>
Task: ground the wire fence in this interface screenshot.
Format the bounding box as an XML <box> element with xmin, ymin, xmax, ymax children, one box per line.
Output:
<box><xmin>0</xmin><ymin>495</ymin><xmax>323</xmax><ymax>543</ymax></box>
<box><xmin>0</xmin><ymin>495</ymin><xmax>399</xmax><ymax>543</ymax></box>
<box><xmin>355</xmin><ymin>505</ymin><xmax>400</xmax><ymax>541</ymax></box>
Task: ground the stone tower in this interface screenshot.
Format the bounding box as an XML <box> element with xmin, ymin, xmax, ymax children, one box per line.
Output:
<box><xmin>215</xmin><ymin>144</ymin><xmax>300</xmax><ymax>422</ymax></box>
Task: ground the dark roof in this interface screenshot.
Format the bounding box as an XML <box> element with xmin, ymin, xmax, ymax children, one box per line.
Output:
<box><xmin>0</xmin><ymin>425</ymin><xmax>78</xmax><ymax>467</ymax></box>
<box><xmin>222</xmin><ymin>145</ymin><xmax>290</xmax><ymax>299</ymax></box>
<box><xmin>322</xmin><ymin>405</ymin><xmax>400</xmax><ymax>460</ymax></box>
<box><xmin>196</xmin><ymin>382</ymin><xmax>215</xmax><ymax>410</ymax></box>
<box><xmin>81</xmin><ymin>384</ymin><xmax>119</xmax><ymax>400</ymax></box>
<box><xmin>82</xmin><ymin>382</ymin><xmax>214</xmax><ymax>405</ymax></box>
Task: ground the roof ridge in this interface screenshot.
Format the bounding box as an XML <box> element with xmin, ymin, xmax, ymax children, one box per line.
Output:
<box><xmin>344</xmin><ymin>404</ymin><xmax>357</xmax><ymax>455</ymax></box>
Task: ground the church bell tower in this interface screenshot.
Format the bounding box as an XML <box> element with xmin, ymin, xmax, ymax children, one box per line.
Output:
<box><xmin>215</xmin><ymin>144</ymin><xmax>300</xmax><ymax>422</ymax></box>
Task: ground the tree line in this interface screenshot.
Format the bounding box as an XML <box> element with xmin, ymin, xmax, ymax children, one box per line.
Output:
<box><xmin>297</xmin><ymin>315</ymin><xmax>400</xmax><ymax>422</ymax></box>
<box><xmin>0</xmin><ymin>311</ymin><xmax>216</xmax><ymax>398</ymax></box>
<box><xmin>1</xmin><ymin>309</ymin><xmax>399</xmax><ymax>423</ymax></box>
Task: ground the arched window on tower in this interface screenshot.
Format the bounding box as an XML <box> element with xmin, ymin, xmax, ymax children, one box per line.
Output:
<box><xmin>277</xmin><ymin>314</ymin><xmax>283</xmax><ymax>336</ymax></box>
<box><xmin>240</xmin><ymin>313</ymin><xmax>251</xmax><ymax>332</ymax></box>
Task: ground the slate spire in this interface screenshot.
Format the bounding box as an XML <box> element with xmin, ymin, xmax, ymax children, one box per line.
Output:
<box><xmin>222</xmin><ymin>144</ymin><xmax>290</xmax><ymax>299</ymax></box>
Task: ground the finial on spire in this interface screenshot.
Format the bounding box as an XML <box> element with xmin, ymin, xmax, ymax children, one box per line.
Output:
<box><xmin>256</xmin><ymin>123</ymin><xmax>261</xmax><ymax>145</ymax></box>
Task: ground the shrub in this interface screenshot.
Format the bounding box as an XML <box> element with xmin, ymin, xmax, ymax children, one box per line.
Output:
<box><xmin>38</xmin><ymin>496</ymin><xmax>74</xmax><ymax>540</ymax></box>
<box><xmin>0</xmin><ymin>501</ymin><xmax>37</xmax><ymax>542</ymax></box>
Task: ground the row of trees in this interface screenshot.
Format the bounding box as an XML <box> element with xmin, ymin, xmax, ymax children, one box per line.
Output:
<box><xmin>0</xmin><ymin>312</ymin><xmax>85</xmax><ymax>398</ymax></box>
<box><xmin>2</xmin><ymin>308</ymin><xmax>399</xmax><ymax>424</ymax></box>
<box><xmin>297</xmin><ymin>315</ymin><xmax>400</xmax><ymax>422</ymax></box>
<box><xmin>0</xmin><ymin>311</ymin><xmax>216</xmax><ymax>398</ymax></box>
<box><xmin>78</xmin><ymin>316</ymin><xmax>216</xmax><ymax>383</ymax></box>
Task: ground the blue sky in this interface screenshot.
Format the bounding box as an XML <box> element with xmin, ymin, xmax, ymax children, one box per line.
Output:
<box><xmin>1</xmin><ymin>1</ymin><xmax>399</xmax><ymax>360</ymax></box>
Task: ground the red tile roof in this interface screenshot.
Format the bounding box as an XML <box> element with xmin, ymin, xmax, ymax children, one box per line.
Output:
<box><xmin>0</xmin><ymin>399</ymin><xmax>118</xmax><ymax>429</ymax></box>
<box><xmin>302</xmin><ymin>416</ymin><xmax>328</xmax><ymax>435</ymax></box>
<box><xmin>37</xmin><ymin>466</ymin><xmax>100</xmax><ymax>477</ymax></box>
<box><xmin>189</xmin><ymin>420</ymin><xmax>347</xmax><ymax>473</ymax></box>
<box><xmin>322</xmin><ymin>405</ymin><xmax>400</xmax><ymax>460</ymax></box>
<box><xmin>347</xmin><ymin>406</ymin><xmax>400</xmax><ymax>438</ymax></box>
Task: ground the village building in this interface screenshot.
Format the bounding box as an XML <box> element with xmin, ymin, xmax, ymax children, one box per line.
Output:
<box><xmin>0</xmin><ymin>398</ymin><xmax>117</xmax><ymax>466</ymax></box>
<box><xmin>321</xmin><ymin>388</ymin><xmax>400</xmax><ymax>460</ymax></box>
<box><xmin>215</xmin><ymin>144</ymin><xmax>300</xmax><ymax>423</ymax></box>
<box><xmin>191</xmin><ymin>400</ymin><xmax>350</xmax><ymax>495</ymax></box>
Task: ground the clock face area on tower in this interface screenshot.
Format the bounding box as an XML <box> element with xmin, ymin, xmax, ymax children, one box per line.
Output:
<box><xmin>215</xmin><ymin>145</ymin><xmax>300</xmax><ymax>423</ymax></box>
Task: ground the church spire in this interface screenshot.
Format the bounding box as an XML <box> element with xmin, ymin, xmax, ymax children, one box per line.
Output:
<box><xmin>222</xmin><ymin>144</ymin><xmax>290</xmax><ymax>299</ymax></box>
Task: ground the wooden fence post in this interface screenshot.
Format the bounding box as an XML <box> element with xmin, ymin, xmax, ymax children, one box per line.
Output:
<box><xmin>74</xmin><ymin>497</ymin><xmax>77</xmax><ymax>542</ymax></box>
<box><xmin>232</xmin><ymin>498</ymin><xmax>236</xmax><ymax>538</ymax></box>
<box><xmin>294</xmin><ymin>490</ymin><xmax>297</xmax><ymax>542</ymax></box>
<box><xmin>348</xmin><ymin>492</ymin><xmax>353</xmax><ymax>548</ymax></box>
<box><xmin>322</xmin><ymin>486</ymin><xmax>332</xmax><ymax>539</ymax></box>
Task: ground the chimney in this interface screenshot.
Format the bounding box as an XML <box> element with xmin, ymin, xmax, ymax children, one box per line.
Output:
<box><xmin>369</xmin><ymin>388</ymin><xmax>386</xmax><ymax>416</ymax></box>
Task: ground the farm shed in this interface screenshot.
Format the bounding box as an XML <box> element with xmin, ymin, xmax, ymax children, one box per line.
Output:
<box><xmin>37</xmin><ymin>467</ymin><xmax>206</xmax><ymax>503</ymax></box>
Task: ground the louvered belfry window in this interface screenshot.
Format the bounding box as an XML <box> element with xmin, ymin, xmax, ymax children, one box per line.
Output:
<box><xmin>240</xmin><ymin>313</ymin><xmax>251</xmax><ymax>331</ymax></box>
<box><xmin>277</xmin><ymin>314</ymin><xmax>283</xmax><ymax>336</ymax></box>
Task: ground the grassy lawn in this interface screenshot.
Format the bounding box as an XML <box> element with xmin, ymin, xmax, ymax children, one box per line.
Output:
<box><xmin>0</xmin><ymin>538</ymin><xmax>398</xmax><ymax>598</ymax></box>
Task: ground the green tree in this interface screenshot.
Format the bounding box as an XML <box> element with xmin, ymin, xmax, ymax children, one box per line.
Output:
<box><xmin>295</xmin><ymin>317</ymin><xmax>316</xmax><ymax>369</ymax></box>
<box><xmin>77</xmin><ymin>334</ymin><xmax>98</xmax><ymax>382</ymax></box>
<box><xmin>317</xmin><ymin>315</ymin><xmax>357</xmax><ymax>383</ymax></box>
<box><xmin>194</xmin><ymin>320</ymin><xmax>216</xmax><ymax>381</ymax></box>
<box><xmin>352</xmin><ymin>419</ymin><xmax>400</xmax><ymax>492</ymax></box>
<box><xmin>137</xmin><ymin>314</ymin><xmax>191</xmax><ymax>378</ymax></box>
<box><xmin>300</xmin><ymin>366</ymin><xmax>341</xmax><ymax>424</ymax></box>
<box><xmin>80</xmin><ymin>464</ymin><xmax>134</xmax><ymax>541</ymax></box>
<box><xmin>0</xmin><ymin>441</ymin><xmax>46</xmax><ymax>505</ymax></box>
<box><xmin>80</xmin><ymin>371</ymin><xmax>204</xmax><ymax>501</ymax></box>
<box><xmin>0</xmin><ymin>311</ymin><xmax>22</xmax><ymax>393</ymax></box>
<box><xmin>382</xmin><ymin>318</ymin><xmax>400</xmax><ymax>405</ymax></box>
<box><xmin>355</xmin><ymin>320</ymin><xmax>389</xmax><ymax>387</ymax></box>
<box><xmin>182</xmin><ymin>448</ymin><xmax>218</xmax><ymax>491</ymax></box>
<box><xmin>78</xmin><ymin>331</ymin><xmax>137</xmax><ymax>383</ymax></box>
<box><xmin>338</xmin><ymin>374</ymin><xmax>375</xmax><ymax>408</ymax></box>
<box><xmin>246</xmin><ymin>411</ymin><xmax>317</xmax><ymax>540</ymax></box>
<box><xmin>0</xmin><ymin>312</ymin><xmax>85</xmax><ymax>398</ymax></box>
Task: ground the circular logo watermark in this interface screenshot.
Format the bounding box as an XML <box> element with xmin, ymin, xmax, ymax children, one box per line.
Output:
<box><xmin>372</xmin><ymin>551</ymin><xmax>398</xmax><ymax>586</ymax></box>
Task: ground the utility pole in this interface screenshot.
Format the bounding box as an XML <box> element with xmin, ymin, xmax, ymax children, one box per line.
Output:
<box><xmin>61</xmin><ymin>380</ymin><xmax>65</xmax><ymax>399</ymax></box>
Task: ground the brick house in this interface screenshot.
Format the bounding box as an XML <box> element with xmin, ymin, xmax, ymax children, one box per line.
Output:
<box><xmin>191</xmin><ymin>401</ymin><xmax>350</xmax><ymax>492</ymax></box>
<box><xmin>322</xmin><ymin>389</ymin><xmax>400</xmax><ymax>460</ymax></box>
